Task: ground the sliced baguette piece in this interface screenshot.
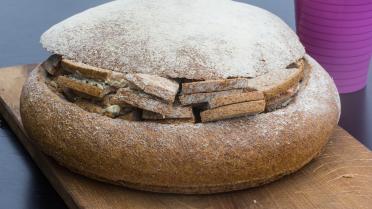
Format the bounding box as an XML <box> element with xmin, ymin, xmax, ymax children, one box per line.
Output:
<box><xmin>248</xmin><ymin>66</ymin><xmax>304</xmax><ymax>100</ymax></box>
<box><xmin>125</xmin><ymin>73</ymin><xmax>179</xmax><ymax>103</ymax></box>
<box><xmin>57</xmin><ymin>75</ymin><xmax>112</xmax><ymax>98</ymax></box>
<box><xmin>200</xmin><ymin>100</ymin><xmax>266</xmax><ymax>123</ymax></box>
<box><xmin>179</xmin><ymin>89</ymin><xmax>244</xmax><ymax>106</ymax></box>
<box><xmin>181</xmin><ymin>78</ymin><xmax>252</xmax><ymax>94</ymax></box>
<box><xmin>208</xmin><ymin>91</ymin><xmax>264</xmax><ymax>109</ymax></box>
<box><xmin>42</xmin><ymin>54</ymin><xmax>62</xmax><ymax>76</ymax></box>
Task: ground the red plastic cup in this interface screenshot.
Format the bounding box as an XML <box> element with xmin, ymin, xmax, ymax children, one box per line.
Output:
<box><xmin>295</xmin><ymin>0</ymin><xmax>372</xmax><ymax>93</ymax></box>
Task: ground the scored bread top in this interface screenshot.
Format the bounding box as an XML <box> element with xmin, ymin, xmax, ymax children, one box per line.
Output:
<box><xmin>41</xmin><ymin>0</ymin><xmax>305</xmax><ymax>80</ymax></box>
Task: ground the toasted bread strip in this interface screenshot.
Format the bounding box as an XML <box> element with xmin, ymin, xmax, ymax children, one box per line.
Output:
<box><xmin>112</xmin><ymin>88</ymin><xmax>172</xmax><ymax>115</ymax></box>
<box><xmin>266</xmin><ymin>85</ymin><xmax>299</xmax><ymax>112</ymax></box>
<box><xmin>57</xmin><ymin>76</ymin><xmax>112</xmax><ymax>98</ymax></box>
<box><xmin>113</xmin><ymin>88</ymin><xmax>192</xmax><ymax>117</ymax></box>
<box><xmin>166</xmin><ymin>105</ymin><xmax>194</xmax><ymax>118</ymax></box>
<box><xmin>249</xmin><ymin>66</ymin><xmax>304</xmax><ymax>100</ymax></box>
<box><xmin>125</xmin><ymin>73</ymin><xmax>179</xmax><ymax>103</ymax></box>
<box><xmin>179</xmin><ymin>89</ymin><xmax>244</xmax><ymax>106</ymax></box>
<box><xmin>200</xmin><ymin>100</ymin><xmax>265</xmax><ymax>123</ymax></box>
<box><xmin>61</xmin><ymin>59</ymin><xmax>112</xmax><ymax>80</ymax></box>
<box><xmin>61</xmin><ymin>59</ymin><xmax>129</xmax><ymax>88</ymax></box>
<box><xmin>42</xmin><ymin>54</ymin><xmax>62</xmax><ymax>76</ymax></box>
<box><xmin>142</xmin><ymin>107</ymin><xmax>194</xmax><ymax>120</ymax></box>
<box><xmin>181</xmin><ymin>78</ymin><xmax>252</xmax><ymax>94</ymax></box>
<box><xmin>208</xmin><ymin>91</ymin><xmax>264</xmax><ymax>108</ymax></box>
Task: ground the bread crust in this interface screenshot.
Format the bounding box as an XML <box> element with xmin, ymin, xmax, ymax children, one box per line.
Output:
<box><xmin>20</xmin><ymin>55</ymin><xmax>340</xmax><ymax>194</ymax></box>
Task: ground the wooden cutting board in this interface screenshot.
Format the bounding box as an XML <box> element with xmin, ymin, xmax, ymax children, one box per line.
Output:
<box><xmin>0</xmin><ymin>65</ymin><xmax>371</xmax><ymax>209</ymax></box>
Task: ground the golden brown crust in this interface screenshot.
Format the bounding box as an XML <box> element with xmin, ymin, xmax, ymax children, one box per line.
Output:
<box><xmin>20</xmin><ymin>55</ymin><xmax>340</xmax><ymax>194</ymax></box>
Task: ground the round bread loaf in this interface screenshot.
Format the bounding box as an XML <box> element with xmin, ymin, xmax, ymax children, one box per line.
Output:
<box><xmin>21</xmin><ymin>0</ymin><xmax>340</xmax><ymax>194</ymax></box>
<box><xmin>20</xmin><ymin>55</ymin><xmax>340</xmax><ymax>194</ymax></box>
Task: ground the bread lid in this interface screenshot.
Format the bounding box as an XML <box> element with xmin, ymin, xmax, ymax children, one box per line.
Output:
<box><xmin>41</xmin><ymin>0</ymin><xmax>305</xmax><ymax>80</ymax></box>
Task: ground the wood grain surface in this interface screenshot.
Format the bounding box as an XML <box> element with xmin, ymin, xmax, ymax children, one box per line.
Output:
<box><xmin>0</xmin><ymin>65</ymin><xmax>371</xmax><ymax>209</ymax></box>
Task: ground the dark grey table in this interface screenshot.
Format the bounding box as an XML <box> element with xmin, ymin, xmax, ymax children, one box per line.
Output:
<box><xmin>0</xmin><ymin>1</ymin><xmax>371</xmax><ymax>208</ymax></box>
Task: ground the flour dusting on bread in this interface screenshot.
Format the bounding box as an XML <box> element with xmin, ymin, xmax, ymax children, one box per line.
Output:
<box><xmin>40</xmin><ymin>0</ymin><xmax>305</xmax><ymax>80</ymax></box>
